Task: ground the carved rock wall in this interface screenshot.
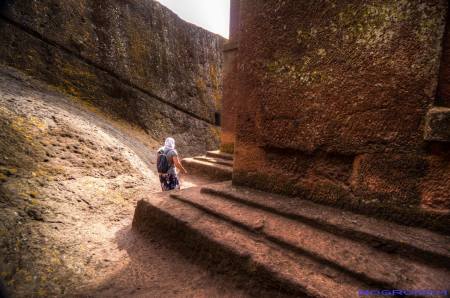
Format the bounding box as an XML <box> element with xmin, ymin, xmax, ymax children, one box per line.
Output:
<box><xmin>220</xmin><ymin>0</ymin><xmax>240</xmax><ymax>154</ymax></box>
<box><xmin>233</xmin><ymin>0</ymin><xmax>449</xmax><ymax>232</ymax></box>
<box><xmin>0</xmin><ymin>0</ymin><xmax>224</xmax><ymax>155</ymax></box>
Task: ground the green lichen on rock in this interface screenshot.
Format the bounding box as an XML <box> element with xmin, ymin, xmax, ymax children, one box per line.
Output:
<box><xmin>220</xmin><ymin>143</ymin><xmax>234</xmax><ymax>154</ymax></box>
<box><xmin>0</xmin><ymin>0</ymin><xmax>224</xmax><ymax>155</ymax></box>
<box><xmin>209</xmin><ymin>64</ymin><xmax>222</xmax><ymax>110</ymax></box>
<box><xmin>265</xmin><ymin>55</ymin><xmax>326</xmax><ymax>87</ymax></box>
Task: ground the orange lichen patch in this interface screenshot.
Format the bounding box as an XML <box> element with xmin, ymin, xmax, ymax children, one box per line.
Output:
<box><xmin>195</xmin><ymin>77</ymin><xmax>207</xmax><ymax>97</ymax></box>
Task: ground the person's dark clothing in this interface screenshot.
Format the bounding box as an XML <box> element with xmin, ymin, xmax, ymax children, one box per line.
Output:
<box><xmin>159</xmin><ymin>173</ymin><xmax>180</xmax><ymax>191</ymax></box>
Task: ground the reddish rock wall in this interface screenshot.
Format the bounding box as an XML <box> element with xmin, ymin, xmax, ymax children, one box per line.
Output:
<box><xmin>437</xmin><ymin>10</ymin><xmax>450</xmax><ymax>107</ymax></box>
<box><xmin>232</xmin><ymin>0</ymin><xmax>449</xmax><ymax>232</ymax></box>
<box><xmin>220</xmin><ymin>0</ymin><xmax>240</xmax><ymax>154</ymax></box>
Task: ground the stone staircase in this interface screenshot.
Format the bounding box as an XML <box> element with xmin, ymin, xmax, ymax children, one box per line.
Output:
<box><xmin>133</xmin><ymin>181</ymin><xmax>450</xmax><ymax>297</ymax></box>
<box><xmin>182</xmin><ymin>150</ymin><xmax>233</xmax><ymax>180</ymax></box>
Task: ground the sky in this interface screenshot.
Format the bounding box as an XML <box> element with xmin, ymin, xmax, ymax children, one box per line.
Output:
<box><xmin>155</xmin><ymin>0</ymin><xmax>230</xmax><ymax>38</ymax></box>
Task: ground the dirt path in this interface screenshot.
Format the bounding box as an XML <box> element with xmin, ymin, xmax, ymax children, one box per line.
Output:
<box><xmin>0</xmin><ymin>67</ymin><xmax>248</xmax><ymax>297</ymax></box>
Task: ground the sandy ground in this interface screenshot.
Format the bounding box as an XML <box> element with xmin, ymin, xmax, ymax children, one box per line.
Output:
<box><xmin>0</xmin><ymin>67</ymin><xmax>250</xmax><ymax>297</ymax></box>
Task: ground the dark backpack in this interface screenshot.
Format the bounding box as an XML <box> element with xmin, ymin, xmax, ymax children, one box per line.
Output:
<box><xmin>157</xmin><ymin>149</ymin><xmax>172</xmax><ymax>174</ymax></box>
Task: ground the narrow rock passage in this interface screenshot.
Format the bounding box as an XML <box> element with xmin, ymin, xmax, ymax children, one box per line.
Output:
<box><xmin>0</xmin><ymin>67</ymin><xmax>249</xmax><ymax>297</ymax></box>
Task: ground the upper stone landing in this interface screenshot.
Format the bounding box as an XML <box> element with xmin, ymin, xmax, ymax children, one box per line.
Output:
<box><xmin>182</xmin><ymin>150</ymin><xmax>233</xmax><ymax>181</ymax></box>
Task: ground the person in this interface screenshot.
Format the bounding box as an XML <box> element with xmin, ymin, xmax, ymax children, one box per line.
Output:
<box><xmin>157</xmin><ymin>137</ymin><xmax>187</xmax><ymax>191</ymax></box>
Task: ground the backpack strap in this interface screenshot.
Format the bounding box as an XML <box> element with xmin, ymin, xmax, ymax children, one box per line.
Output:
<box><xmin>166</xmin><ymin>149</ymin><xmax>176</xmax><ymax>162</ymax></box>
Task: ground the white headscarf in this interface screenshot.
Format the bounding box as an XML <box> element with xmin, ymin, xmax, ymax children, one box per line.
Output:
<box><xmin>164</xmin><ymin>137</ymin><xmax>175</xmax><ymax>150</ymax></box>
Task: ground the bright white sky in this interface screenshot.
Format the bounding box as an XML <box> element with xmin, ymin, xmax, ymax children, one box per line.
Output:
<box><xmin>155</xmin><ymin>0</ymin><xmax>230</xmax><ymax>38</ymax></box>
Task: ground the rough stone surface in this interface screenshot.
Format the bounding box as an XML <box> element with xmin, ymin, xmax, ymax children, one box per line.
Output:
<box><xmin>0</xmin><ymin>0</ymin><xmax>224</xmax><ymax>155</ymax></box>
<box><xmin>220</xmin><ymin>44</ymin><xmax>239</xmax><ymax>154</ymax></box>
<box><xmin>0</xmin><ymin>67</ymin><xmax>249</xmax><ymax>297</ymax></box>
<box><xmin>182</xmin><ymin>155</ymin><xmax>233</xmax><ymax>181</ymax></box>
<box><xmin>232</xmin><ymin>0</ymin><xmax>450</xmax><ymax>229</ymax></box>
<box><xmin>437</xmin><ymin>9</ymin><xmax>450</xmax><ymax>107</ymax></box>
<box><xmin>220</xmin><ymin>0</ymin><xmax>240</xmax><ymax>154</ymax></box>
<box><xmin>424</xmin><ymin>107</ymin><xmax>450</xmax><ymax>141</ymax></box>
<box><xmin>133</xmin><ymin>182</ymin><xmax>450</xmax><ymax>298</ymax></box>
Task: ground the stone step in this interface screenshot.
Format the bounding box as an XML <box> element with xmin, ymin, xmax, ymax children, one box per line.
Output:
<box><xmin>133</xmin><ymin>182</ymin><xmax>450</xmax><ymax>297</ymax></box>
<box><xmin>133</xmin><ymin>189</ymin><xmax>366</xmax><ymax>298</ymax></box>
<box><xmin>206</xmin><ymin>150</ymin><xmax>233</xmax><ymax>161</ymax></box>
<box><xmin>201</xmin><ymin>182</ymin><xmax>450</xmax><ymax>268</ymax></box>
<box><xmin>182</xmin><ymin>156</ymin><xmax>232</xmax><ymax>180</ymax></box>
<box><xmin>193</xmin><ymin>155</ymin><xmax>233</xmax><ymax>167</ymax></box>
<box><xmin>171</xmin><ymin>188</ymin><xmax>450</xmax><ymax>290</ymax></box>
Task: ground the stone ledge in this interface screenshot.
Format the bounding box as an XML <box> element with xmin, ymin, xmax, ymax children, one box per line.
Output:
<box><xmin>424</xmin><ymin>107</ymin><xmax>450</xmax><ymax>142</ymax></box>
<box><xmin>133</xmin><ymin>182</ymin><xmax>450</xmax><ymax>296</ymax></box>
<box><xmin>206</xmin><ymin>150</ymin><xmax>234</xmax><ymax>160</ymax></box>
<box><xmin>182</xmin><ymin>156</ymin><xmax>232</xmax><ymax>180</ymax></box>
<box><xmin>200</xmin><ymin>183</ymin><xmax>450</xmax><ymax>265</ymax></box>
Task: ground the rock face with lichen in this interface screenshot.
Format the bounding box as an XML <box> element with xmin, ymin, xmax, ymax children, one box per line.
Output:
<box><xmin>0</xmin><ymin>0</ymin><xmax>224</xmax><ymax>155</ymax></box>
<box><xmin>233</xmin><ymin>0</ymin><xmax>449</xmax><ymax>232</ymax></box>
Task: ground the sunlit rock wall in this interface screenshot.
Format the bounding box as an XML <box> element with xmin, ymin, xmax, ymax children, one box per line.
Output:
<box><xmin>232</xmin><ymin>0</ymin><xmax>449</xmax><ymax>232</ymax></box>
<box><xmin>220</xmin><ymin>0</ymin><xmax>240</xmax><ymax>154</ymax></box>
<box><xmin>0</xmin><ymin>0</ymin><xmax>224</xmax><ymax>155</ymax></box>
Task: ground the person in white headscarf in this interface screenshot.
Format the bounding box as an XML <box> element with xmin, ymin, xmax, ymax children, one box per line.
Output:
<box><xmin>157</xmin><ymin>137</ymin><xmax>187</xmax><ymax>191</ymax></box>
